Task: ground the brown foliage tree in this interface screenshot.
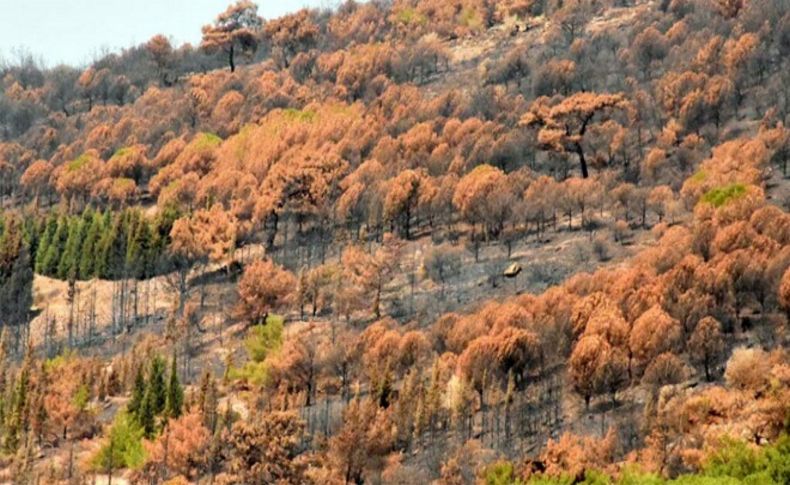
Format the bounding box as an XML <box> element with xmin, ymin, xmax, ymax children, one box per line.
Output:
<box><xmin>629</xmin><ymin>305</ymin><xmax>682</xmax><ymax>373</ymax></box>
<box><xmin>538</xmin><ymin>429</ymin><xmax>617</xmax><ymax>480</ymax></box>
<box><xmin>724</xmin><ymin>347</ymin><xmax>771</xmax><ymax>393</ymax></box>
<box><xmin>458</xmin><ymin>336</ymin><xmax>499</xmax><ymax>410</ymax></box>
<box><xmin>779</xmin><ymin>267</ymin><xmax>790</xmax><ymax>317</ymax></box>
<box><xmin>236</xmin><ymin>258</ymin><xmax>296</xmax><ymax>325</ymax></box>
<box><xmin>642</xmin><ymin>352</ymin><xmax>688</xmax><ymax>390</ymax></box>
<box><xmin>20</xmin><ymin>159</ymin><xmax>53</xmax><ymax>206</ymax></box>
<box><xmin>269</xmin><ymin>327</ymin><xmax>322</xmax><ymax>406</ymax></box>
<box><xmin>716</xmin><ymin>0</ymin><xmax>746</xmax><ymax>19</ymax></box>
<box><xmin>341</xmin><ymin>239</ymin><xmax>401</xmax><ymax>318</ymax></box>
<box><xmin>146</xmin><ymin>34</ymin><xmax>174</xmax><ymax>86</ymax></box>
<box><xmin>595</xmin><ymin>345</ymin><xmax>629</xmax><ymax>405</ymax></box>
<box><xmin>201</xmin><ymin>1</ymin><xmax>263</xmax><ymax>72</ymax></box>
<box><xmin>568</xmin><ymin>334</ymin><xmax>607</xmax><ymax>409</ymax></box>
<box><xmin>384</xmin><ymin>169</ymin><xmax>428</xmax><ymax>240</ymax></box>
<box><xmin>521</xmin><ymin>92</ymin><xmax>631</xmax><ymax>178</ymax></box>
<box><xmin>328</xmin><ymin>398</ymin><xmax>394</xmax><ymax>484</ymax></box>
<box><xmin>495</xmin><ymin>327</ymin><xmax>542</xmax><ymax>387</ymax></box>
<box><xmin>144</xmin><ymin>411</ymin><xmax>210</xmax><ymax>480</ymax></box>
<box><xmin>54</xmin><ymin>150</ymin><xmax>103</xmax><ymax>210</ymax></box>
<box><xmin>262</xmin><ymin>9</ymin><xmax>320</xmax><ymax>69</ymax></box>
<box><xmin>688</xmin><ymin>316</ymin><xmax>725</xmax><ymax>381</ymax></box>
<box><xmin>452</xmin><ymin>164</ymin><xmax>514</xmax><ymax>238</ymax></box>
<box><xmin>223</xmin><ymin>411</ymin><xmax>307</xmax><ymax>484</ymax></box>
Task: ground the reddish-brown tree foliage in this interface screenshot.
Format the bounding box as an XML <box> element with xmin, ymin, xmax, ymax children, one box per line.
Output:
<box><xmin>224</xmin><ymin>411</ymin><xmax>308</xmax><ymax>484</ymax></box>
<box><xmin>201</xmin><ymin>1</ymin><xmax>262</xmax><ymax>72</ymax></box>
<box><xmin>521</xmin><ymin>92</ymin><xmax>631</xmax><ymax>178</ymax></box>
<box><xmin>143</xmin><ymin>411</ymin><xmax>211</xmax><ymax>480</ymax></box>
<box><xmin>236</xmin><ymin>259</ymin><xmax>296</xmax><ymax>325</ymax></box>
<box><xmin>629</xmin><ymin>305</ymin><xmax>682</xmax><ymax>374</ymax></box>
<box><xmin>688</xmin><ymin>316</ymin><xmax>725</xmax><ymax>381</ymax></box>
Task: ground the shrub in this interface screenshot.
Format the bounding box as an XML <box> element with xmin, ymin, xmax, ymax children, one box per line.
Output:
<box><xmin>700</xmin><ymin>183</ymin><xmax>747</xmax><ymax>208</ymax></box>
<box><xmin>702</xmin><ymin>436</ymin><xmax>767</xmax><ymax>481</ymax></box>
<box><xmin>724</xmin><ymin>347</ymin><xmax>771</xmax><ymax>392</ymax></box>
<box><xmin>227</xmin><ymin>314</ymin><xmax>284</xmax><ymax>386</ymax></box>
<box><xmin>613</xmin><ymin>220</ymin><xmax>630</xmax><ymax>244</ymax></box>
<box><xmin>243</xmin><ymin>314</ymin><xmax>284</xmax><ymax>362</ymax></box>
<box><xmin>592</xmin><ymin>235</ymin><xmax>613</xmax><ymax>262</ymax></box>
<box><xmin>484</xmin><ymin>461</ymin><xmax>525</xmax><ymax>485</ymax></box>
<box><xmin>90</xmin><ymin>411</ymin><xmax>146</xmax><ymax>472</ymax></box>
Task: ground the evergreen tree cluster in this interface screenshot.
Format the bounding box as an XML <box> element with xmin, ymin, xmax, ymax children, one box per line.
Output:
<box><xmin>127</xmin><ymin>354</ymin><xmax>183</xmax><ymax>438</ymax></box>
<box><xmin>0</xmin><ymin>360</ymin><xmax>31</xmax><ymax>453</ymax></box>
<box><xmin>0</xmin><ymin>213</ymin><xmax>34</xmax><ymax>330</ymax></box>
<box><xmin>32</xmin><ymin>206</ymin><xmax>178</xmax><ymax>282</ymax></box>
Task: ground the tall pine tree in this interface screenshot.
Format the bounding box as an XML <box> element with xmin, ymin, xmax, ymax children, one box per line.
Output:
<box><xmin>164</xmin><ymin>353</ymin><xmax>184</xmax><ymax>419</ymax></box>
<box><xmin>41</xmin><ymin>216</ymin><xmax>68</xmax><ymax>276</ymax></box>
<box><xmin>127</xmin><ymin>365</ymin><xmax>146</xmax><ymax>419</ymax></box>
<box><xmin>78</xmin><ymin>211</ymin><xmax>103</xmax><ymax>280</ymax></box>
<box><xmin>57</xmin><ymin>217</ymin><xmax>85</xmax><ymax>280</ymax></box>
<box><xmin>138</xmin><ymin>385</ymin><xmax>156</xmax><ymax>438</ymax></box>
<box><xmin>0</xmin><ymin>215</ymin><xmax>33</xmax><ymax>331</ymax></box>
<box><xmin>147</xmin><ymin>355</ymin><xmax>167</xmax><ymax>415</ymax></box>
<box><xmin>34</xmin><ymin>214</ymin><xmax>57</xmax><ymax>274</ymax></box>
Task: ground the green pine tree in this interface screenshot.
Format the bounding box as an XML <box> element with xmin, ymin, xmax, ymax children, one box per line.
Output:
<box><xmin>97</xmin><ymin>213</ymin><xmax>127</xmax><ymax>280</ymax></box>
<box><xmin>4</xmin><ymin>366</ymin><xmax>30</xmax><ymax>452</ymax></box>
<box><xmin>78</xmin><ymin>211</ymin><xmax>103</xmax><ymax>279</ymax></box>
<box><xmin>57</xmin><ymin>216</ymin><xmax>85</xmax><ymax>280</ymax></box>
<box><xmin>198</xmin><ymin>369</ymin><xmax>218</xmax><ymax>432</ymax></box>
<box><xmin>34</xmin><ymin>214</ymin><xmax>57</xmax><ymax>274</ymax></box>
<box><xmin>3</xmin><ymin>246</ymin><xmax>34</xmax><ymax>328</ymax></box>
<box><xmin>164</xmin><ymin>354</ymin><xmax>184</xmax><ymax>419</ymax></box>
<box><xmin>125</xmin><ymin>210</ymin><xmax>149</xmax><ymax>280</ymax></box>
<box><xmin>127</xmin><ymin>366</ymin><xmax>145</xmax><ymax>419</ymax></box>
<box><xmin>147</xmin><ymin>355</ymin><xmax>167</xmax><ymax>415</ymax></box>
<box><xmin>41</xmin><ymin>216</ymin><xmax>69</xmax><ymax>276</ymax></box>
<box><xmin>22</xmin><ymin>215</ymin><xmax>41</xmax><ymax>265</ymax></box>
<box><xmin>137</xmin><ymin>386</ymin><xmax>156</xmax><ymax>438</ymax></box>
<box><xmin>0</xmin><ymin>214</ymin><xmax>23</xmax><ymax>278</ymax></box>
<box><xmin>0</xmin><ymin>218</ymin><xmax>34</xmax><ymax>328</ymax></box>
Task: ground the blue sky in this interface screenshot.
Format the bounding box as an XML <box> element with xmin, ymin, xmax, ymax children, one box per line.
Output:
<box><xmin>0</xmin><ymin>0</ymin><xmax>337</xmax><ymax>67</ymax></box>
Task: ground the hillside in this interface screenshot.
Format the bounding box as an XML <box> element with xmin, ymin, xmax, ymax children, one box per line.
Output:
<box><xmin>1</xmin><ymin>0</ymin><xmax>790</xmax><ymax>483</ymax></box>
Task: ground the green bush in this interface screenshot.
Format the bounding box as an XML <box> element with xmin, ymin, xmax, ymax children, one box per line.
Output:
<box><xmin>283</xmin><ymin>108</ymin><xmax>317</xmax><ymax>123</ymax></box>
<box><xmin>522</xmin><ymin>434</ymin><xmax>790</xmax><ymax>484</ymax></box>
<box><xmin>700</xmin><ymin>183</ymin><xmax>747</xmax><ymax>208</ymax></box>
<box><xmin>485</xmin><ymin>461</ymin><xmax>525</xmax><ymax>485</ymax></box>
<box><xmin>227</xmin><ymin>315</ymin><xmax>284</xmax><ymax>386</ymax></box>
<box><xmin>396</xmin><ymin>7</ymin><xmax>428</xmax><ymax>25</ymax></box>
<box><xmin>244</xmin><ymin>315</ymin><xmax>284</xmax><ymax>363</ymax></box>
<box><xmin>192</xmin><ymin>132</ymin><xmax>222</xmax><ymax>150</ymax></box>
<box><xmin>66</xmin><ymin>152</ymin><xmax>92</xmax><ymax>172</ymax></box>
<box><xmin>90</xmin><ymin>411</ymin><xmax>146</xmax><ymax>472</ymax></box>
<box><xmin>702</xmin><ymin>436</ymin><xmax>765</xmax><ymax>480</ymax></box>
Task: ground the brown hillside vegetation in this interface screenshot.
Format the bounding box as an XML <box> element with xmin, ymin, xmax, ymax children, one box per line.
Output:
<box><xmin>1</xmin><ymin>0</ymin><xmax>790</xmax><ymax>483</ymax></box>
